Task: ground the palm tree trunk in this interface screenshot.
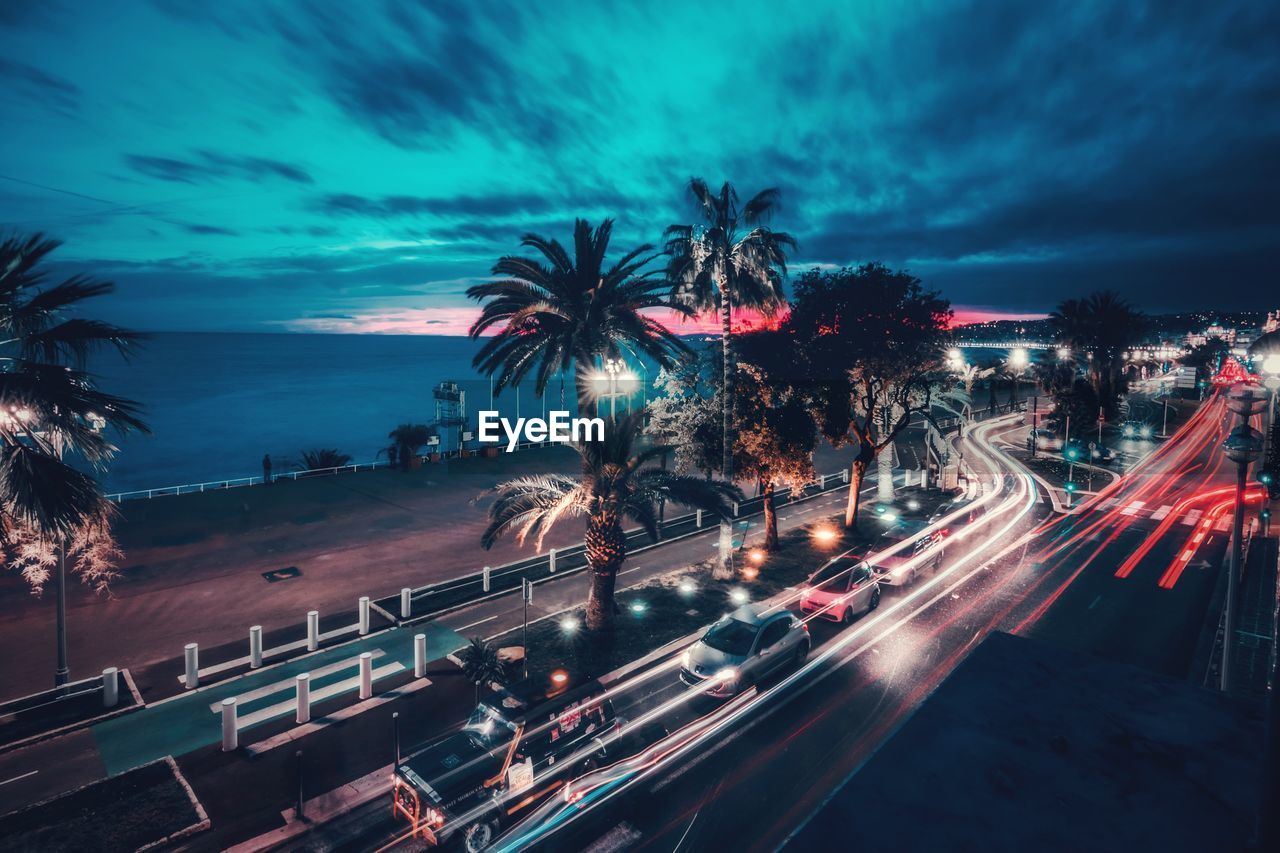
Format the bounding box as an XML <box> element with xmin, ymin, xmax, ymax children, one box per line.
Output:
<box><xmin>844</xmin><ymin>447</ymin><xmax>873</xmax><ymax>529</ymax></box>
<box><xmin>715</xmin><ymin>288</ymin><xmax>735</xmax><ymax>579</ymax></box>
<box><xmin>761</xmin><ymin>480</ymin><xmax>778</xmax><ymax>550</ymax></box>
<box><xmin>55</xmin><ymin>540</ymin><xmax>69</xmax><ymax>689</ymax></box>
<box><xmin>584</xmin><ymin>514</ymin><xmax>625</xmax><ymax>631</ymax></box>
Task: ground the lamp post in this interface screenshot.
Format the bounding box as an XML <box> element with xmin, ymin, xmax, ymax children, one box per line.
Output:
<box><xmin>1258</xmin><ymin>360</ymin><xmax>1280</xmax><ymax>853</ymax></box>
<box><xmin>1221</xmin><ymin>387</ymin><xmax>1266</xmax><ymax>693</ymax></box>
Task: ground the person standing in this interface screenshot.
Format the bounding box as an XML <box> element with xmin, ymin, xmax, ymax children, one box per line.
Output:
<box><xmin>262</xmin><ymin>453</ymin><xmax>273</xmax><ymax>484</ymax></box>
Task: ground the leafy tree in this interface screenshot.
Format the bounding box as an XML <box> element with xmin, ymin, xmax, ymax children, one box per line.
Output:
<box><xmin>481</xmin><ymin>413</ymin><xmax>739</xmax><ymax>631</ymax></box>
<box><xmin>387</xmin><ymin>423</ymin><xmax>437</xmax><ymax>470</ymax></box>
<box><xmin>0</xmin><ymin>234</ymin><xmax>148</xmax><ymax>686</ymax></box>
<box><xmin>665</xmin><ymin>180</ymin><xmax>795</xmax><ymax>573</ymax></box>
<box><xmin>733</xmin><ymin>330</ymin><xmax>817</xmax><ymax>550</ymax></box>
<box><xmin>457</xmin><ymin>636</ymin><xmax>506</xmax><ymax>703</ymax></box>
<box><xmin>1049</xmin><ymin>291</ymin><xmax>1145</xmax><ymax>419</ymax></box>
<box><xmin>468</xmin><ymin>218</ymin><xmax>689</xmax><ymax>417</ymax></box>
<box><xmin>785</xmin><ymin>264</ymin><xmax>950</xmax><ymax>529</ymax></box>
<box><xmin>1036</xmin><ymin>360</ymin><xmax>1099</xmax><ymax>438</ymax></box>
<box><xmin>645</xmin><ymin>351</ymin><xmax>721</xmax><ymax>480</ymax></box>
<box><xmin>297</xmin><ymin>448</ymin><xmax>352</xmax><ymax>470</ymax></box>
<box><xmin>1180</xmin><ymin>338</ymin><xmax>1230</xmax><ymax>380</ymax></box>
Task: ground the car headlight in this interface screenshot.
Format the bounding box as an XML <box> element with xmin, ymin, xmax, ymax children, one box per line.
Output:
<box><xmin>716</xmin><ymin>666</ymin><xmax>739</xmax><ymax>684</ymax></box>
<box><xmin>681</xmin><ymin>649</ymin><xmax>691</xmax><ymax>668</ymax></box>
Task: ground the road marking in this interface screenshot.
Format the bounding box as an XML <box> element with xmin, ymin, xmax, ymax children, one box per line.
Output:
<box><xmin>236</xmin><ymin>662</ymin><xmax>405</xmax><ymax>728</ymax></box>
<box><xmin>1120</xmin><ymin>500</ymin><xmax>1145</xmax><ymax>516</ymax></box>
<box><xmin>1214</xmin><ymin>516</ymin><xmax>1232</xmax><ymax>532</ymax></box>
<box><xmin>207</xmin><ymin>649</ymin><xmax>387</xmax><ymax>712</ymax></box>
<box><xmin>1181</xmin><ymin>509</ymin><xmax>1202</xmax><ymax>526</ymax></box>
<box><xmin>1150</xmin><ymin>504</ymin><xmax>1172</xmax><ymax>521</ymax></box>
<box><xmin>455</xmin><ymin>614</ymin><xmax>501</xmax><ymax>631</ymax></box>
<box><xmin>1088</xmin><ymin>595</ymin><xmax>1102</xmax><ymax>610</ymax></box>
<box><xmin>0</xmin><ymin>770</ymin><xmax>38</xmax><ymax>786</ymax></box>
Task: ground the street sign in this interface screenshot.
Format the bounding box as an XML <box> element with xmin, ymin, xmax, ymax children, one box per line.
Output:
<box><xmin>522</xmin><ymin>577</ymin><xmax>533</xmax><ymax>604</ymax></box>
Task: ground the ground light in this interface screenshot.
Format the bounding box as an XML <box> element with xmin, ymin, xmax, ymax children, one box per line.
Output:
<box><xmin>677</xmin><ymin>580</ymin><xmax>696</xmax><ymax>595</ymax></box>
<box><xmin>741</xmin><ymin>565</ymin><xmax>759</xmax><ymax>581</ymax></box>
<box><xmin>549</xmin><ymin>669</ymin><xmax>569</xmax><ymax>687</ymax></box>
<box><xmin>748</xmin><ymin>548</ymin><xmax>765</xmax><ymax>563</ymax></box>
<box><xmin>559</xmin><ymin>616</ymin><xmax>580</xmax><ymax>633</ymax></box>
<box><xmin>811</xmin><ymin>526</ymin><xmax>838</xmax><ymax>546</ymax></box>
<box><xmin>729</xmin><ymin>588</ymin><xmax>749</xmax><ymax>605</ymax></box>
<box><xmin>629</xmin><ymin>601</ymin><xmax>647</xmax><ymax>615</ymax></box>
<box><xmin>906</xmin><ymin>499</ymin><xmax>920</xmax><ymax>511</ymax></box>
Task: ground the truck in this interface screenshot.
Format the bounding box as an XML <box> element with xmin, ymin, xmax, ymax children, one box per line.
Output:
<box><xmin>392</xmin><ymin>676</ymin><xmax>619</xmax><ymax>851</ymax></box>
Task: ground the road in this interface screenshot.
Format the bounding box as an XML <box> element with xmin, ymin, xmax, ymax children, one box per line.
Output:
<box><xmin>456</xmin><ymin>394</ymin><xmax>1242</xmax><ymax>853</ymax></box>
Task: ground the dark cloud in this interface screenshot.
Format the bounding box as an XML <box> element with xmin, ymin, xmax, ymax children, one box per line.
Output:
<box><xmin>315</xmin><ymin>192</ymin><xmax>564</xmax><ymax>219</ymax></box>
<box><xmin>0</xmin><ymin>58</ymin><xmax>79</xmax><ymax>111</ymax></box>
<box><xmin>181</xmin><ymin>223</ymin><xmax>238</xmax><ymax>236</ymax></box>
<box><xmin>124</xmin><ymin>150</ymin><xmax>313</xmax><ymax>185</ymax></box>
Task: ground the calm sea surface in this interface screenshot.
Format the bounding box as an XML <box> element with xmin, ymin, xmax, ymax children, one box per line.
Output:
<box><xmin>93</xmin><ymin>333</ymin><xmax>642</xmax><ymax>493</ymax></box>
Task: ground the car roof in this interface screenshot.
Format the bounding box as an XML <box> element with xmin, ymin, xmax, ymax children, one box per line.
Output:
<box><xmin>883</xmin><ymin>518</ymin><xmax>931</xmax><ymax>534</ymax></box>
<box><xmin>726</xmin><ymin>604</ymin><xmax>772</xmax><ymax>626</ymax></box>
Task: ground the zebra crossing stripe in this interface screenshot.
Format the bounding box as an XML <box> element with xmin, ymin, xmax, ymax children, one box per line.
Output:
<box><xmin>1181</xmin><ymin>509</ymin><xmax>1202</xmax><ymax>526</ymax></box>
<box><xmin>1120</xmin><ymin>500</ymin><xmax>1145</xmax><ymax>516</ymax></box>
<box><xmin>1150</xmin><ymin>505</ymin><xmax>1172</xmax><ymax>521</ymax></box>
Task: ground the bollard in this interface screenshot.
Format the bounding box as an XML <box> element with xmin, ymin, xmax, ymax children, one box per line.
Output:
<box><xmin>400</xmin><ymin>587</ymin><xmax>412</xmax><ymax>620</ymax></box>
<box><xmin>359</xmin><ymin>652</ymin><xmax>373</xmax><ymax>700</ymax></box>
<box><xmin>184</xmin><ymin>643</ymin><xmax>199</xmax><ymax>689</ymax></box>
<box><xmin>414</xmin><ymin>633</ymin><xmax>427</xmax><ymax>678</ymax></box>
<box><xmin>249</xmin><ymin>625</ymin><xmax>263</xmax><ymax>669</ymax></box>
<box><xmin>296</xmin><ymin>673</ymin><xmax>311</xmax><ymax>724</ymax></box>
<box><xmin>696</xmin><ymin>509</ymin><xmax>703</xmax><ymax>528</ymax></box>
<box><xmin>548</xmin><ymin>548</ymin><xmax>557</xmax><ymax>574</ymax></box>
<box><xmin>482</xmin><ymin>565</ymin><xmax>491</xmax><ymax>593</ymax></box>
<box><xmin>306</xmin><ymin>610</ymin><xmax>319</xmax><ymax>652</ymax></box>
<box><xmin>843</xmin><ymin>468</ymin><xmax>849</xmax><ymax>484</ymax></box>
<box><xmin>732</xmin><ymin>501</ymin><xmax>739</xmax><ymax>518</ymax></box>
<box><xmin>102</xmin><ymin>667</ymin><xmax>119</xmax><ymax>708</ymax></box>
<box><xmin>221</xmin><ymin>698</ymin><xmax>238</xmax><ymax>751</ymax></box>
<box><xmin>921</xmin><ymin>468</ymin><xmax>929</xmax><ymax>490</ymax></box>
<box><xmin>358</xmin><ymin>596</ymin><xmax>371</xmax><ymax>636</ymax></box>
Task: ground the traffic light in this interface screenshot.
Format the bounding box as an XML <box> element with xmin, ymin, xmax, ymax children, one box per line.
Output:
<box><xmin>1064</xmin><ymin>481</ymin><xmax>1078</xmax><ymax>493</ymax></box>
<box><xmin>1260</xmin><ymin>472</ymin><xmax>1274</xmax><ymax>486</ymax></box>
<box><xmin>1064</xmin><ymin>446</ymin><xmax>1081</xmax><ymax>462</ymax></box>
<box><xmin>1261</xmin><ymin>507</ymin><xmax>1272</xmax><ymax>522</ymax></box>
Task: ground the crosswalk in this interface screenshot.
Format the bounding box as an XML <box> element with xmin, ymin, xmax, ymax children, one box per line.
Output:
<box><xmin>1089</xmin><ymin>498</ymin><xmax>1233</xmax><ymax>532</ymax></box>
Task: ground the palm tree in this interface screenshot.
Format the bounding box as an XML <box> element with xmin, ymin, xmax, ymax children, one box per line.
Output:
<box><xmin>387</xmin><ymin>423</ymin><xmax>437</xmax><ymax>471</ymax></box>
<box><xmin>665</xmin><ymin>180</ymin><xmax>795</xmax><ymax>577</ymax></box>
<box><xmin>0</xmin><ymin>234</ymin><xmax>148</xmax><ymax>687</ymax></box>
<box><xmin>1049</xmin><ymin>292</ymin><xmax>1146</xmax><ymax>418</ymax></box>
<box><xmin>457</xmin><ymin>636</ymin><xmax>506</xmax><ymax>703</ymax></box>
<box><xmin>467</xmin><ymin>219</ymin><xmax>690</xmax><ymax>417</ymax></box>
<box><xmin>481</xmin><ymin>413</ymin><xmax>740</xmax><ymax>631</ymax></box>
<box><xmin>297</xmin><ymin>448</ymin><xmax>352</xmax><ymax>470</ymax></box>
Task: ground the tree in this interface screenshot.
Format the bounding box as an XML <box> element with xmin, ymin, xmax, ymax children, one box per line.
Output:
<box><xmin>481</xmin><ymin>413</ymin><xmax>739</xmax><ymax>631</ymax></box>
<box><xmin>297</xmin><ymin>448</ymin><xmax>352</xmax><ymax>470</ymax></box>
<box><xmin>387</xmin><ymin>423</ymin><xmax>437</xmax><ymax>470</ymax></box>
<box><xmin>785</xmin><ymin>264</ymin><xmax>951</xmax><ymax>529</ymax></box>
<box><xmin>468</xmin><ymin>219</ymin><xmax>689</xmax><ymax>418</ymax></box>
<box><xmin>645</xmin><ymin>350</ymin><xmax>722</xmax><ymax>480</ymax></box>
<box><xmin>1049</xmin><ymin>292</ymin><xmax>1145</xmax><ymax>419</ymax></box>
<box><xmin>1180</xmin><ymin>338</ymin><xmax>1230</xmax><ymax>380</ymax></box>
<box><xmin>1036</xmin><ymin>358</ymin><xmax>1099</xmax><ymax>438</ymax></box>
<box><xmin>0</xmin><ymin>234</ymin><xmax>148</xmax><ymax>686</ymax></box>
<box><xmin>733</xmin><ymin>330</ymin><xmax>817</xmax><ymax>550</ymax></box>
<box><xmin>665</xmin><ymin>179</ymin><xmax>796</xmax><ymax>574</ymax></box>
<box><xmin>457</xmin><ymin>636</ymin><xmax>506</xmax><ymax>703</ymax></box>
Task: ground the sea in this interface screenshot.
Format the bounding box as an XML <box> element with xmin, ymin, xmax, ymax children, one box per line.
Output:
<box><xmin>92</xmin><ymin>333</ymin><xmax>654</xmax><ymax>494</ymax></box>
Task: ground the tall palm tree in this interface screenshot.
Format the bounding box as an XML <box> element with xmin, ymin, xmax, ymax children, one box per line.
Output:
<box><xmin>387</xmin><ymin>423</ymin><xmax>437</xmax><ymax>470</ymax></box>
<box><xmin>1049</xmin><ymin>291</ymin><xmax>1145</xmax><ymax>418</ymax></box>
<box><xmin>0</xmin><ymin>234</ymin><xmax>148</xmax><ymax>686</ymax></box>
<box><xmin>481</xmin><ymin>413</ymin><xmax>739</xmax><ymax>631</ymax></box>
<box><xmin>664</xmin><ymin>179</ymin><xmax>795</xmax><ymax>576</ymax></box>
<box><xmin>468</xmin><ymin>219</ymin><xmax>690</xmax><ymax>418</ymax></box>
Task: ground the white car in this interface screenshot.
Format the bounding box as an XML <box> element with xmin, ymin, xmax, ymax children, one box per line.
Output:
<box><xmin>679</xmin><ymin>605</ymin><xmax>809</xmax><ymax>698</ymax></box>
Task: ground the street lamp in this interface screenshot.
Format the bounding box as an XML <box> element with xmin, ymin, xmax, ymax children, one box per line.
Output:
<box><xmin>1220</xmin><ymin>387</ymin><xmax>1267</xmax><ymax>693</ymax></box>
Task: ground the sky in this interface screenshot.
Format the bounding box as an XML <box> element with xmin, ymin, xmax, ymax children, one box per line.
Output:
<box><xmin>2</xmin><ymin>0</ymin><xmax>1277</xmax><ymax>334</ymax></box>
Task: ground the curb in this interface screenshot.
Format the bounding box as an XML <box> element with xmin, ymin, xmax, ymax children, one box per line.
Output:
<box><xmin>0</xmin><ymin>667</ymin><xmax>144</xmax><ymax>756</ymax></box>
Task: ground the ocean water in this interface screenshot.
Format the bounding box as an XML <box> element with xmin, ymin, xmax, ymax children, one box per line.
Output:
<box><xmin>92</xmin><ymin>333</ymin><xmax>649</xmax><ymax>493</ymax></box>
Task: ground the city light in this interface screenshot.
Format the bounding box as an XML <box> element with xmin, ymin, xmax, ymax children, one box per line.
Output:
<box><xmin>629</xmin><ymin>601</ymin><xmax>647</xmax><ymax>614</ymax></box>
<box><xmin>748</xmin><ymin>548</ymin><xmax>765</xmax><ymax>563</ymax></box>
<box><xmin>729</xmin><ymin>588</ymin><xmax>749</xmax><ymax>605</ymax></box>
<box><xmin>559</xmin><ymin>616</ymin><xmax>580</xmax><ymax>633</ymax></box>
<box><xmin>678</xmin><ymin>580</ymin><xmax>696</xmax><ymax>596</ymax></box>
<box><xmin>906</xmin><ymin>499</ymin><xmax>920</xmax><ymax>511</ymax></box>
<box><xmin>742</xmin><ymin>565</ymin><xmax>759</xmax><ymax>581</ymax></box>
<box><xmin>550</xmin><ymin>669</ymin><xmax>569</xmax><ymax>686</ymax></box>
<box><xmin>1056</xmin><ymin>346</ymin><xmax>1071</xmax><ymax>359</ymax></box>
<box><xmin>1010</xmin><ymin>347</ymin><xmax>1029</xmax><ymax>369</ymax></box>
<box><xmin>812</xmin><ymin>526</ymin><xmax>838</xmax><ymax>545</ymax></box>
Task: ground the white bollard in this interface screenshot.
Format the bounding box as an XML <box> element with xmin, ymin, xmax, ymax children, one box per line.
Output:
<box><xmin>548</xmin><ymin>548</ymin><xmax>557</xmax><ymax>574</ymax></box>
<box><xmin>696</xmin><ymin>509</ymin><xmax>703</xmax><ymax>528</ymax></box>
<box><xmin>249</xmin><ymin>625</ymin><xmax>263</xmax><ymax>669</ymax></box>
<box><xmin>732</xmin><ymin>501</ymin><xmax>739</xmax><ymax>517</ymax></box>
<box><xmin>358</xmin><ymin>596</ymin><xmax>371</xmax><ymax>635</ymax></box>
<box><xmin>482</xmin><ymin>565</ymin><xmax>491</xmax><ymax>593</ymax></box>
<box><xmin>359</xmin><ymin>652</ymin><xmax>373</xmax><ymax>699</ymax></box>
<box><xmin>414</xmin><ymin>634</ymin><xmax>427</xmax><ymax>678</ymax></box>
<box><xmin>102</xmin><ymin>667</ymin><xmax>119</xmax><ymax>708</ymax></box>
<box><xmin>221</xmin><ymin>698</ymin><xmax>238</xmax><ymax>751</ymax></box>
<box><xmin>921</xmin><ymin>468</ymin><xmax>929</xmax><ymax>490</ymax></box>
<box><xmin>400</xmin><ymin>587</ymin><xmax>412</xmax><ymax>620</ymax></box>
<box><xmin>306</xmin><ymin>610</ymin><xmax>319</xmax><ymax>651</ymax></box>
<box><xmin>184</xmin><ymin>643</ymin><xmax>199</xmax><ymax>689</ymax></box>
<box><xmin>296</xmin><ymin>673</ymin><xmax>311</xmax><ymax>724</ymax></box>
<box><xmin>843</xmin><ymin>468</ymin><xmax>850</xmax><ymax>484</ymax></box>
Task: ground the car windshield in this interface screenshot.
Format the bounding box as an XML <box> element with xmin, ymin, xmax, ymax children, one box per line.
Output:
<box><xmin>702</xmin><ymin>618</ymin><xmax>758</xmax><ymax>656</ymax></box>
<box><xmin>810</xmin><ymin>560</ymin><xmax>854</xmax><ymax>590</ymax></box>
<box><xmin>463</xmin><ymin>706</ymin><xmax>517</xmax><ymax>751</ymax></box>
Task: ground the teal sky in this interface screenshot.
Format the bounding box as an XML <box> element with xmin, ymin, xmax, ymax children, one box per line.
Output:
<box><xmin>2</xmin><ymin>1</ymin><xmax>1277</xmax><ymax>332</ymax></box>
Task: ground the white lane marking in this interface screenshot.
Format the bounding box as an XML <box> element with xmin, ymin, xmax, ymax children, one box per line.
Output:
<box><xmin>1120</xmin><ymin>500</ymin><xmax>1145</xmax><ymax>516</ymax></box>
<box><xmin>455</xmin><ymin>613</ymin><xmax>501</xmax><ymax>631</ymax></box>
<box><xmin>1214</xmin><ymin>516</ymin><xmax>1232</xmax><ymax>533</ymax></box>
<box><xmin>0</xmin><ymin>770</ymin><xmax>38</xmax><ymax>786</ymax></box>
<box><xmin>207</xmin><ymin>649</ymin><xmax>386</xmax><ymax>712</ymax></box>
<box><xmin>1150</xmin><ymin>504</ymin><xmax>1172</xmax><ymax>521</ymax></box>
<box><xmin>1181</xmin><ymin>509</ymin><xmax>1202</xmax><ymax>526</ymax></box>
<box><xmin>236</xmin><ymin>662</ymin><xmax>405</xmax><ymax>728</ymax></box>
<box><xmin>1089</xmin><ymin>595</ymin><xmax>1102</xmax><ymax>610</ymax></box>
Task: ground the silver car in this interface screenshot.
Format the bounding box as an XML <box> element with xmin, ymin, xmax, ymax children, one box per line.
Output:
<box><xmin>679</xmin><ymin>605</ymin><xmax>810</xmax><ymax>698</ymax></box>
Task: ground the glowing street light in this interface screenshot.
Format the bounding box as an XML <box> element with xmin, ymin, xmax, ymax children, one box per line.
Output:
<box><xmin>1056</xmin><ymin>346</ymin><xmax>1071</xmax><ymax>360</ymax></box>
<box><xmin>1009</xmin><ymin>347</ymin><xmax>1029</xmax><ymax>369</ymax></box>
<box><xmin>811</xmin><ymin>525</ymin><xmax>838</xmax><ymax>546</ymax></box>
<box><xmin>559</xmin><ymin>616</ymin><xmax>580</xmax><ymax>634</ymax></box>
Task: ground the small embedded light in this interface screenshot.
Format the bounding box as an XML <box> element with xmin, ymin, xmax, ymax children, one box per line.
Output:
<box><xmin>550</xmin><ymin>669</ymin><xmax>569</xmax><ymax>686</ymax></box>
<box><xmin>742</xmin><ymin>566</ymin><xmax>759</xmax><ymax>581</ymax></box>
<box><xmin>678</xmin><ymin>580</ymin><xmax>696</xmax><ymax>595</ymax></box>
<box><xmin>729</xmin><ymin>588</ymin><xmax>749</xmax><ymax>605</ymax></box>
<box><xmin>748</xmin><ymin>549</ymin><xmax>765</xmax><ymax>563</ymax></box>
<box><xmin>630</xmin><ymin>601</ymin><xmax>647</xmax><ymax>614</ymax></box>
<box><xmin>906</xmin><ymin>500</ymin><xmax>920</xmax><ymax>511</ymax></box>
<box><xmin>559</xmin><ymin>617</ymin><xmax>580</xmax><ymax>633</ymax></box>
<box><xmin>812</xmin><ymin>526</ymin><xmax>838</xmax><ymax>545</ymax></box>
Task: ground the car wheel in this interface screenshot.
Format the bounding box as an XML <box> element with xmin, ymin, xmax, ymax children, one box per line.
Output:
<box><xmin>905</xmin><ymin>570</ymin><xmax>916</xmax><ymax>587</ymax></box>
<box><xmin>868</xmin><ymin>587</ymin><xmax>881</xmax><ymax>611</ymax></box>
<box><xmin>793</xmin><ymin>641</ymin><xmax>810</xmax><ymax>669</ymax></box>
<box><xmin>463</xmin><ymin>817</ymin><xmax>499</xmax><ymax>853</ymax></box>
<box><xmin>841</xmin><ymin>604</ymin><xmax>854</xmax><ymax>624</ymax></box>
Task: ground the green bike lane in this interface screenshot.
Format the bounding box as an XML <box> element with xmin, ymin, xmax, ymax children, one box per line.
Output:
<box><xmin>91</xmin><ymin>619</ymin><xmax>466</xmax><ymax>776</ymax></box>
